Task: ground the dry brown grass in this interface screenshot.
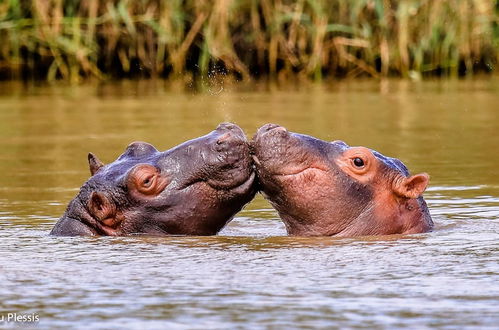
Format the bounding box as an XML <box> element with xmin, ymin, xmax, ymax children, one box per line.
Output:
<box><xmin>0</xmin><ymin>0</ymin><xmax>497</xmax><ymax>81</ymax></box>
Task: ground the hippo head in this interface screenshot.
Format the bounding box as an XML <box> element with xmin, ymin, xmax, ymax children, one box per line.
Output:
<box><xmin>252</xmin><ymin>124</ymin><xmax>433</xmax><ymax>237</ymax></box>
<box><xmin>51</xmin><ymin>123</ymin><xmax>256</xmax><ymax>236</ymax></box>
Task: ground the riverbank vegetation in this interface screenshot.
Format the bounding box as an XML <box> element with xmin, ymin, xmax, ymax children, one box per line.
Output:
<box><xmin>0</xmin><ymin>0</ymin><xmax>497</xmax><ymax>82</ymax></box>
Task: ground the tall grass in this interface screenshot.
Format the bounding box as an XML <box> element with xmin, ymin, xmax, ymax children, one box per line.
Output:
<box><xmin>0</xmin><ymin>0</ymin><xmax>497</xmax><ymax>82</ymax></box>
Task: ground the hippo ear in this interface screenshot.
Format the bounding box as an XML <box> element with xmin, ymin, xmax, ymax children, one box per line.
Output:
<box><xmin>88</xmin><ymin>192</ymin><xmax>116</xmax><ymax>222</ymax></box>
<box><xmin>393</xmin><ymin>173</ymin><xmax>430</xmax><ymax>199</ymax></box>
<box><xmin>127</xmin><ymin>164</ymin><xmax>169</xmax><ymax>197</ymax></box>
<box><xmin>88</xmin><ymin>153</ymin><xmax>104</xmax><ymax>176</ymax></box>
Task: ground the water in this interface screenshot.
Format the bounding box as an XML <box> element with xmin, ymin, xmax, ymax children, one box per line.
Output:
<box><xmin>0</xmin><ymin>79</ymin><xmax>498</xmax><ymax>329</ymax></box>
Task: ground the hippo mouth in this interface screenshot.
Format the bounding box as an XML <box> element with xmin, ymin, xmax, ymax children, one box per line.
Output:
<box><xmin>227</xmin><ymin>170</ymin><xmax>256</xmax><ymax>194</ymax></box>
<box><xmin>274</xmin><ymin>165</ymin><xmax>327</xmax><ymax>178</ymax></box>
<box><xmin>206</xmin><ymin>125</ymin><xmax>256</xmax><ymax>192</ymax></box>
<box><xmin>253</xmin><ymin>153</ymin><xmax>328</xmax><ymax>178</ymax></box>
<box><xmin>252</xmin><ymin>123</ymin><xmax>329</xmax><ymax>178</ymax></box>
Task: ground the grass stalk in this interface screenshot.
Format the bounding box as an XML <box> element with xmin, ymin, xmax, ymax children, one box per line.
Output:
<box><xmin>0</xmin><ymin>0</ymin><xmax>496</xmax><ymax>81</ymax></box>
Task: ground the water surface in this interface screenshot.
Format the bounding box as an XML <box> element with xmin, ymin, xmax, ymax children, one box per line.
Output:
<box><xmin>0</xmin><ymin>79</ymin><xmax>498</xmax><ymax>329</ymax></box>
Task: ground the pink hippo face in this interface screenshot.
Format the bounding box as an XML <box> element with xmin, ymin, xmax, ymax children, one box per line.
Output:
<box><xmin>252</xmin><ymin>124</ymin><xmax>433</xmax><ymax>237</ymax></box>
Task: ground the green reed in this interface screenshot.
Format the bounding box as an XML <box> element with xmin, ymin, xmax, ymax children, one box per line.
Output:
<box><xmin>0</xmin><ymin>0</ymin><xmax>497</xmax><ymax>82</ymax></box>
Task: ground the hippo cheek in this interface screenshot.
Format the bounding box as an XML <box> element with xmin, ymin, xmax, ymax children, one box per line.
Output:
<box><xmin>394</xmin><ymin>197</ymin><xmax>433</xmax><ymax>234</ymax></box>
<box><xmin>363</xmin><ymin>186</ymin><xmax>429</xmax><ymax>236</ymax></box>
<box><xmin>367</xmin><ymin>195</ymin><xmax>405</xmax><ymax>235</ymax></box>
<box><xmin>260</xmin><ymin>168</ymin><xmax>344</xmax><ymax>233</ymax></box>
<box><xmin>254</xmin><ymin>147</ymin><xmax>328</xmax><ymax>189</ymax></box>
<box><xmin>155</xmin><ymin>183</ymin><xmax>242</xmax><ymax>235</ymax></box>
<box><xmin>148</xmin><ymin>172</ymin><xmax>255</xmax><ymax>235</ymax></box>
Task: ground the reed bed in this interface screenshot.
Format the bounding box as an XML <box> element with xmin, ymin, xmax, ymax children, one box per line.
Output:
<box><xmin>0</xmin><ymin>0</ymin><xmax>497</xmax><ymax>82</ymax></box>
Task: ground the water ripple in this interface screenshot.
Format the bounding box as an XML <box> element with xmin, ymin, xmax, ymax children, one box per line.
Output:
<box><xmin>0</xmin><ymin>185</ymin><xmax>498</xmax><ymax>328</ymax></box>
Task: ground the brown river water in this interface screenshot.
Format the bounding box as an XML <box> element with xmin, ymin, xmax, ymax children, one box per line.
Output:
<box><xmin>0</xmin><ymin>78</ymin><xmax>498</xmax><ymax>329</ymax></box>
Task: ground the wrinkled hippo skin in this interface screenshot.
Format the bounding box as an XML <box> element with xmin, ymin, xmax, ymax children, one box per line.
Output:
<box><xmin>51</xmin><ymin>123</ymin><xmax>256</xmax><ymax>236</ymax></box>
<box><xmin>252</xmin><ymin>124</ymin><xmax>433</xmax><ymax>237</ymax></box>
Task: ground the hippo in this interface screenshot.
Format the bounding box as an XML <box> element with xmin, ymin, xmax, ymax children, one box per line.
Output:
<box><xmin>50</xmin><ymin>123</ymin><xmax>256</xmax><ymax>236</ymax></box>
<box><xmin>251</xmin><ymin>124</ymin><xmax>433</xmax><ymax>237</ymax></box>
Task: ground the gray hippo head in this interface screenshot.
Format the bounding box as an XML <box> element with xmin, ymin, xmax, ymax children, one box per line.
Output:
<box><xmin>51</xmin><ymin>123</ymin><xmax>256</xmax><ymax>236</ymax></box>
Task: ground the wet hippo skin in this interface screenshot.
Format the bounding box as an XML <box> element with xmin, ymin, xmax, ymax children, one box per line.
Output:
<box><xmin>51</xmin><ymin>123</ymin><xmax>256</xmax><ymax>236</ymax></box>
<box><xmin>251</xmin><ymin>124</ymin><xmax>433</xmax><ymax>237</ymax></box>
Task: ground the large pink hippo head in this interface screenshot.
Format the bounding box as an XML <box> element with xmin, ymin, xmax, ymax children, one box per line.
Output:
<box><xmin>252</xmin><ymin>124</ymin><xmax>433</xmax><ymax>237</ymax></box>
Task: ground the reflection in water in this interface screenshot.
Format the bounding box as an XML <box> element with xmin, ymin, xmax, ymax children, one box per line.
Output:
<box><xmin>0</xmin><ymin>79</ymin><xmax>498</xmax><ymax>328</ymax></box>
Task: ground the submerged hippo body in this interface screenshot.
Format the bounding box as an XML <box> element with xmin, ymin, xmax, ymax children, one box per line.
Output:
<box><xmin>51</xmin><ymin>123</ymin><xmax>256</xmax><ymax>236</ymax></box>
<box><xmin>252</xmin><ymin>124</ymin><xmax>433</xmax><ymax>237</ymax></box>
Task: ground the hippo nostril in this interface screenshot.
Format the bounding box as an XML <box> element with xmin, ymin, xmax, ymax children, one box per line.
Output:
<box><xmin>216</xmin><ymin>132</ymin><xmax>232</xmax><ymax>145</ymax></box>
<box><xmin>260</xmin><ymin>123</ymin><xmax>286</xmax><ymax>133</ymax></box>
<box><xmin>263</xmin><ymin>123</ymin><xmax>279</xmax><ymax>132</ymax></box>
<box><xmin>217</xmin><ymin>122</ymin><xmax>237</xmax><ymax>131</ymax></box>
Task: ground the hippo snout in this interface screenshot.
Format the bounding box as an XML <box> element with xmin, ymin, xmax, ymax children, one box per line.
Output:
<box><xmin>252</xmin><ymin>124</ymin><xmax>290</xmax><ymax>154</ymax></box>
<box><xmin>216</xmin><ymin>122</ymin><xmax>239</xmax><ymax>131</ymax></box>
<box><xmin>212</xmin><ymin>123</ymin><xmax>249</xmax><ymax>155</ymax></box>
<box><xmin>256</xmin><ymin>123</ymin><xmax>288</xmax><ymax>137</ymax></box>
<box><xmin>216</xmin><ymin>122</ymin><xmax>244</xmax><ymax>134</ymax></box>
<box><xmin>215</xmin><ymin>123</ymin><xmax>246</xmax><ymax>145</ymax></box>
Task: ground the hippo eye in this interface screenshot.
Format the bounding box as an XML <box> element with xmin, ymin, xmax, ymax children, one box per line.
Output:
<box><xmin>353</xmin><ymin>157</ymin><xmax>365</xmax><ymax>168</ymax></box>
<box><xmin>128</xmin><ymin>164</ymin><xmax>169</xmax><ymax>196</ymax></box>
<box><xmin>142</xmin><ymin>176</ymin><xmax>153</xmax><ymax>187</ymax></box>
